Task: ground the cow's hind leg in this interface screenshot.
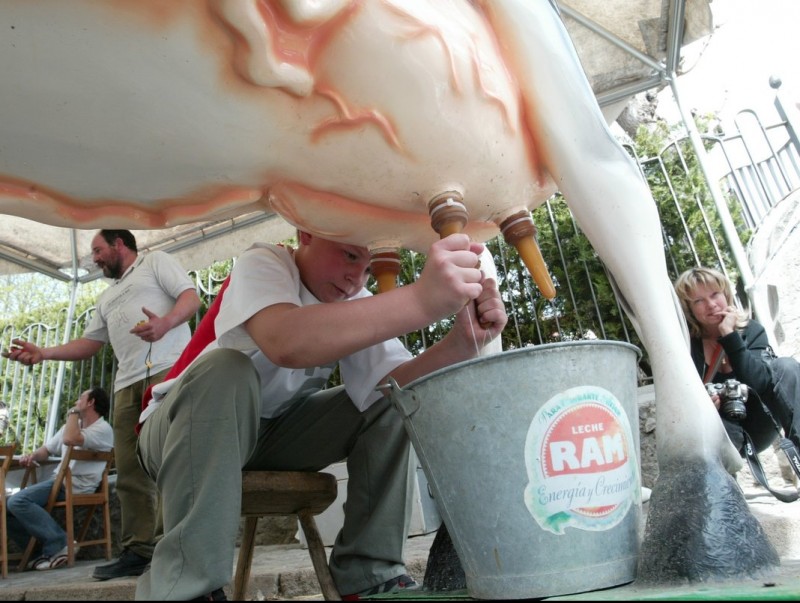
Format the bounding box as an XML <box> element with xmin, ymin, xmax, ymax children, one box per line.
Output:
<box><xmin>480</xmin><ymin>0</ymin><xmax>779</xmax><ymax>584</ymax></box>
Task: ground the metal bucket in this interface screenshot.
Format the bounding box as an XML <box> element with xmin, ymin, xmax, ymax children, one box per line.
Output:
<box><xmin>388</xmin><ymin>341</ymin><xmax>642</xmax><ymax>599</ymax></box>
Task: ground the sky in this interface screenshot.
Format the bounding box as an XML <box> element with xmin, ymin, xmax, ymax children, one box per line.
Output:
<box><xmin>657</xmin><ymin>0</ymin><xmax>800</xmax><ymax>124</ymax></box>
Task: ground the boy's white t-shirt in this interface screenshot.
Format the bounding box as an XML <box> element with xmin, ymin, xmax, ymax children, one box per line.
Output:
<box><xmin>141</xmin><ymin>243</ymin><xmax>412</xmax><ymax>422</ymax></box>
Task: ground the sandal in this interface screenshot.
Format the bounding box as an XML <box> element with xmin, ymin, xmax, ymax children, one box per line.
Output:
<box><xmin>34</xmin><ymin>553</ymin><xmax>68</xmax><ymax>571</ymax></box>
<box><xmin>47</xmin><ymin>553</ymin><xmax>69</xmax><ymax>570</ymax></box>
<box><xmin>29</xmin><ymin>555</ymin><xmax>50</xmax><ymax>571</ymax></box>
<box><xmin>33</xmin><ymin>542</ymin><xmax>79</xmax><ymax>571</ymax></box>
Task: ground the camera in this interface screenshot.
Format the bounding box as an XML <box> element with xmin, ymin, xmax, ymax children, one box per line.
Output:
<box><xmin>706</xmin><ymin>379</ymin><xmax>748</xmax><ymax>421</ymax></box>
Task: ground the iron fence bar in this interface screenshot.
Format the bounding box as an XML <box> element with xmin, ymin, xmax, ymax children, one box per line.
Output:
<box><xmin>545</xmin><ymin>199</ymin><xmax>585</xmax><ymax>338</ymax></box>
<box><xmin>625</xmin><ymin>144</ymin><xmax>685</xmax><ymax>277</ymax></box>
<box><xmin>494</xmin><ymin>238</ymin><xmax>525</xmax><ymax>349</ymax></box>
<box><xmin>654</xmin><ymin>150</ymin><xmax>704</xmax><ymax>265</ymax></box>
<box><xmin>568</xmin><ymin>211</ymin><xmax>607</xmax><ymax>340</ymax></box>
<box><xmin>762</xmin><ymin>124</ymin><xmax>799</xmax><ymax>195</ymax></box>
<box><xmin>673</xmin><ymin>145</ymin><xmax>731</xmax><ymax>272</ymax></box>
<box><xmin>733</xmin><ymin>111</ymin><xmax>788</xmax><ymax>206</ymax></box>
<box><xmin>713</xmin><ymin>138</ymin><xmax>754</xmax><ymax>225</ymax></box>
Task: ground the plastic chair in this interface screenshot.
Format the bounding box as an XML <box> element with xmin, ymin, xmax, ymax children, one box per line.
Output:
<box><xmin>0</xmin><ymin>444</ymin><xmax>17</xmax><ymax>578</ymax></box>
<box><xmin>235</xmin><ymin>470</ymin><xmax>340</xmax><ymax>600</ymax></box>
<box><xmin>18</xmin><ymin>446</ymin><xmax>114</xmax><ymax>570</ymax></box>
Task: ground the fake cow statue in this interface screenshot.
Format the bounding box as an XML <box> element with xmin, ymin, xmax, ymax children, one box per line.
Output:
<box><xmin>0</xmin><ymin>0</ymin><xmax>779</xmax><ymax>588</ymax></box>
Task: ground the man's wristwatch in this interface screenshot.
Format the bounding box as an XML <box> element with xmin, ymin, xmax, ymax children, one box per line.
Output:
<box><xmin>68</xmin><ymin>409</ymin><xmax>80</xmax><ymax>416</ymax></box>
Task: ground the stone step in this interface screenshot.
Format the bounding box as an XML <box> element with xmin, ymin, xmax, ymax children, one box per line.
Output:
<box><xmin>2</xmin><ymin>484</ymin><xmax>798</xmax><ymax>601</ymax></box>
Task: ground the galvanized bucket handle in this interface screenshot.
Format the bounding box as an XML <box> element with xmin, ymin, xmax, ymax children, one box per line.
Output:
<box><xmin>378</xmin><ymin>378</ymin><xmax>421</xmax><ymax>418</ymax></box>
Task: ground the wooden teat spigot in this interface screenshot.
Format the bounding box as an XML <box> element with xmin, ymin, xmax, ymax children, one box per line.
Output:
<box><xmin>370</xmin><ymin>249</ymin><xmax>402</xmax><ymax>294</ymax></box>
<box><xmin>428</xmin><ymin>192</ymin><xmax>469</xmax><ymax>238</ymax></box>
<box><xmin>500</xmin><ymin>210</ymin><xmax>556</xmax><ymax>300</ymax></box>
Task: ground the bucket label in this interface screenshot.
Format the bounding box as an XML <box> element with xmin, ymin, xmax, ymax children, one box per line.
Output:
<box><xmin>523</xmin><ymin>385</ymin><xmax>640</xmax><ymax>535</ymax></box>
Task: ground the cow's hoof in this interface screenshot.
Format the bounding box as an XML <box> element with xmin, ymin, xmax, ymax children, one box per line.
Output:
<box><xmin>637</xmin><ymin>457</ymin><xmax>779</xmax><ymax>584</ymax></box>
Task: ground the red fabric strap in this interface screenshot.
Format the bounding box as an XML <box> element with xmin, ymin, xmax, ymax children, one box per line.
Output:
<box><xmin>703</xmin><ymin>343</ymin><xmax>725</xmax><ymax>384</ymax></box>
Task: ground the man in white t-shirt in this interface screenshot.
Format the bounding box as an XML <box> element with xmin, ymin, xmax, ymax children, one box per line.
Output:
<box><xmin>3</xmin><ymin>230</ymin><xmax>201</xmax><ymax>581</ymax></box>
<box><xmin>7</xmin><ymin>387</ymin><xmax>114</xmax><ymax>571</ymax></box>
<box><xmin>135</xmin><ymin>231</ymin><xmax>508</xmax><ymax>600</ymax></box>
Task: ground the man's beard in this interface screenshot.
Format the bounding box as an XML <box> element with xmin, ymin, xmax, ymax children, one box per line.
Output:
<box><xmin>102</xmin><ymin>258</ymin><xmax>123</xmax><ymax>279</ymax></box>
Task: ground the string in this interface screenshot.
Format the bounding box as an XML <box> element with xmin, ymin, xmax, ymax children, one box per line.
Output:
<box><xmin>464</xmin><ymin>300</ymin><xmax>491</xmax><ymax>357</ymax></box>
<box><xmin>144</xmin><ymin>343</ymin><xmax>153</xmax><ymax>390</ymax></box>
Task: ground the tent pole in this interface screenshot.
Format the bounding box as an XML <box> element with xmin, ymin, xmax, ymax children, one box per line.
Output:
<box><xmin>44</xmin><ymin>229</ymin><xmax>80</xmax><ymax>441</ymax></box>
<box><xmin>667</xmin><ymin>78</ymin><xmax>777</xmax><ymax>345</ymax></box>
<box><xmin>665</xmin><ymin>0</ymin><xmax>776</xmax><ymax>346</ymax></box>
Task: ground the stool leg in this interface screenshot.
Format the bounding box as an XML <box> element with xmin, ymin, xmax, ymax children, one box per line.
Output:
<box><xmin>234</xmin><ymin>517</ymin><xmax>259</xmax><ymax>600</ymax></box>
<box><xmin>298</xmin><ymin>511</ymin><xmax>340</xmax><ymax>601</ymax></box>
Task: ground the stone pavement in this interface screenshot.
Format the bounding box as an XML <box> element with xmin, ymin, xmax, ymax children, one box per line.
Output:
<box><xmin>0</xmin><ymin>531</ymin><xmax>434</xmax><ymax>601</ymax></box>
<box><xmin>2</xmin><ymin>470</ymin><xmax>800</xmax><ymax>601</ymax></box>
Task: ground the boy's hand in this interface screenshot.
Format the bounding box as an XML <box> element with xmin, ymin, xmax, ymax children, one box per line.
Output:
<box><xmin>414</xmin><ymin>234</ymin><xmax>485</xmax><ymax>320</ymax></box>
<box><xmin>454</xmin><ymin>276</ymin><xmax>508</xmax><ymax>345</ymax></box>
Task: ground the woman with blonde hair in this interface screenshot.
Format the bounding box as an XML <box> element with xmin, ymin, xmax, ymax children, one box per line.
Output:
<box><xmin>674</xmin><ymin>266</ymin><xmax>800</xmax><ymax>461</ymax></box>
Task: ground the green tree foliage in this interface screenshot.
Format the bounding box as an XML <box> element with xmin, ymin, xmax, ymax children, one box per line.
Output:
<box><xmin>188</xmin><ymin>258</ymin><xmax>235</xmax><ymax>330</ymax></box>
<box><xmin>1</xmin><ymin>277</ymin><xmax>111</xmax><ymax>451</ymax></box>
<box><xmin>0</xmin><ymin>274</ymin><xmax>106</xmax><ymax>324</ymax></box>
<box><xmin>632</xmin><ymin>115</ymin><xmax>751</xmax><ymax>281</ymax></box>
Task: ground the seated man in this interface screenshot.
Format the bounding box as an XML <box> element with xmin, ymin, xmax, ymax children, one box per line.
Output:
<box><xmin>7</xmin><ymin>387</ymin><xmax>114</xmax><ymax>570</ymax></box>
<box><xmin>135</xmin><ymin>231</ymin><xmax>508</xmax><ymax>600</ymax></box>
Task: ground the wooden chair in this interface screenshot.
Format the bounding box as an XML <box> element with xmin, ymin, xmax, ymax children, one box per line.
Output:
<box><xmin>18</xmin><ymin>446</ymin><xmax>114</xmax><ymax>570</ymax></box>
<box><xmin>234</xmin><ymin>470</ymin><xmax>340</xmax><ymax>601</ymax></box>
<box><xmin>0</xmin><ymin>444</ymin><xmax>17</xmax><ymax>578</ymax></box>
<box><xmin>2</xmin><ymin>451</ymin><xmax>56</xmax><ymax>577</ymax></box>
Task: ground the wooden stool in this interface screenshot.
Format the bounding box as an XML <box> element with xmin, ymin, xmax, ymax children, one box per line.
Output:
<box><xmin>235</xmin><ymin>471</ymin><xmax>340</xmax><ymax>601</ymax></box>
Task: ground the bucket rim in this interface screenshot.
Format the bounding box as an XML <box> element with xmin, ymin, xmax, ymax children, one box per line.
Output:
<box><xmin>392</xmin><ymin>339</ymin><xmax>642</xmax><ymax>393</ymax></box>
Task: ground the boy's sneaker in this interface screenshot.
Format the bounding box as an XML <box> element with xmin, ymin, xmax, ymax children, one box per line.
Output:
<box><xmin>191</xmin><ymin>587</ymin><xmax>227</xmax><ymax>601</ymax></box>
<box><xmin>342</xmin><ymin>574</ymin><xmax>419</xmax><ymax>600</ymax></box>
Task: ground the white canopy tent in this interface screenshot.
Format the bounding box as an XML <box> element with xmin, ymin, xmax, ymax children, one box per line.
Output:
<box><xmin>0</xmin><ymin>211</ymin><xmax>296</xmax><ymax>283</ymax></box>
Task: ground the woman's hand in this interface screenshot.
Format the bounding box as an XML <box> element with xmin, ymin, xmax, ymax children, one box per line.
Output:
<box><xmin>714</xmin><ymin>306</ymin><xmax>738</xmax><ymax>337</ymax></box>
<box><xmin>709</xmin><ymin>392</ymin><xmax>721</xmax><ymax>410</ymax></box>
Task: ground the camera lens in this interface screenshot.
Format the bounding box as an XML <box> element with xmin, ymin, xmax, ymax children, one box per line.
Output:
<box><xmin>722</xmin><ymin>398</ymin><xmax>747</xmax><ymax>421</ymax></box>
